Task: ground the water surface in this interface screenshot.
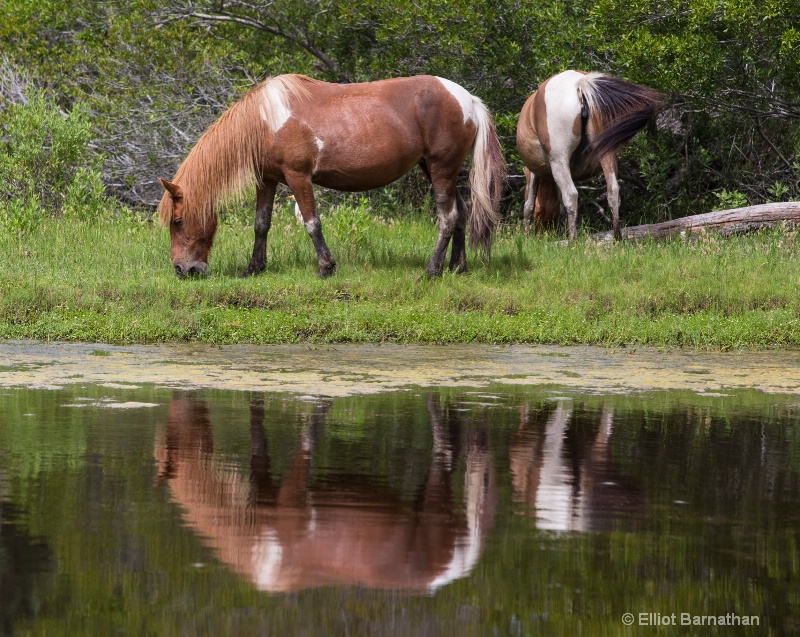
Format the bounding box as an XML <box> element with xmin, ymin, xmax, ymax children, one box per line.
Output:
<box><xmin>1</xmin><ymin>379</ymin><xmax>798</xmax><ymax>635</ymax></box>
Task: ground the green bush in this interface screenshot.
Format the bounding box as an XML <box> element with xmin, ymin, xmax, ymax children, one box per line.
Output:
<box><xmin>0</xmin><ymin>90</ymin><xmax>110</xmax><ymax>234</ymax></box>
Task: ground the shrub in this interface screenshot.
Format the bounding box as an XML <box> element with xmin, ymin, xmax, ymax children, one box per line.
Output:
<box><xmin>0</xmin><ymin>89</ymin><xmax>110</xmax><ymax>234</ymax></box>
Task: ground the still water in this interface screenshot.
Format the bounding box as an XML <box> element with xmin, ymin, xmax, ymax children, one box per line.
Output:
<box><xmin>1</xmin><ymin>383</ymin><xmax>799</xmax><ymax>635</ymax></box>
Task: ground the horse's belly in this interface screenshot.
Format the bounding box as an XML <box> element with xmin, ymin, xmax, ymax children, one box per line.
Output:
<box><xmin>312</xmin><ymin>155</ymin><xmax>420</xmax><ymax>191</ymax></box>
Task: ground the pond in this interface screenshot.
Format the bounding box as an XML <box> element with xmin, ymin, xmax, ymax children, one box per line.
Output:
<box><xmin>1</xmin><ymin>343</ymin><xmax>799</xmax><ymax>635</ymax></box>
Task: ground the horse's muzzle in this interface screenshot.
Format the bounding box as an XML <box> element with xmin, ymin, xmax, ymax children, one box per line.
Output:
<box><xmin>174</xmin><ymin>262</ymin><xmax>207</xmax><ymax>278</ymax></box>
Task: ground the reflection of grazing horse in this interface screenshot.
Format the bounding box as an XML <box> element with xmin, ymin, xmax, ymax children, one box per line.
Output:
<box><xmin>516</xmin><ymin>70</ymin><xmax>662</xmax><ymax>240</ymax></box>
<box><xmin>155</xmin><ymin>395</ymin><xmax>495</xmax><ymax>593</ymax></box>
<box><xmin>509</xmin><ymin>402</ymin><xmax>642</xmax><ymax>532</ymax></box>
<box><xmin>157</xmin><ymin>74</ymin><xmax>505</xmax><ymax>279</ymax></box>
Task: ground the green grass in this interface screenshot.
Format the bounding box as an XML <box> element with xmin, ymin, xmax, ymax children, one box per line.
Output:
<box><xmin>1</xmin><ymin>204</ymin><xmax>800</xmax><ymax>348</ymax></box>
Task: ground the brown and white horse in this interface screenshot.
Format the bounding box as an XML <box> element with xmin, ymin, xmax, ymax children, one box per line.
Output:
<box><xmin>516</xmin><ymin>70</ymin><xmax>662</xmax><ymax>240</ymax></box>
<box><xmin>155</xmin><ymin>395</ymin><xmax>495</xmax><ymax>593</ymax></box>
<box><xmin>509</xmin><ymin>402</ymin><xmax>643</xmax><ymax>532</ymax></box>
<box><xmin>158</xmin><ymin>74</ymin><xmax>505</xmax><ymax>278</ymax></box>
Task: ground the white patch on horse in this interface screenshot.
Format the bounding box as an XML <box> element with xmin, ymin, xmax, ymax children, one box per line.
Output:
<box><xmin>294</xmin><ymin>201</ymin><xmax>303</xmax><ymax>224</ymax></box>
<box><xmin>429</xmin><ymin>447</ymin><xmax>488</xmax><ymax>592</ymax></box>
<box><xmin>542</xmin><ymin>70</ymin><xmax>584</xmax><ymax>162</ymax></box>
<box><xmin>435</xmin><ymin>77</ymin><xmax>475</xmax><ymax>124</ymax></box>
<box><xmin>253</xmin><ymin>529</ymin><xmax>283</xmax><ymax>591</ymax></box>
<box><xmin>311</xmin><ymin>137</ymin><xmax>325</xmax><ymax>175</ymax></box>
<box><xmin>260</xmin><ymin>80</ymin><xmax>293</xmax><ymax>132</ymax></box>
<box><xmin>532</xmin><ymin>402</ymin><xmax>577</xmax><ymax>532</ymax></box>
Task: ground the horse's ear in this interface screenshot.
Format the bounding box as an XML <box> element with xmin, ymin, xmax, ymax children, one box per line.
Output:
<box><xmin>158</xmin><ymin>178</ymin><xmax>183</xmax><ymax>200</ymax></box>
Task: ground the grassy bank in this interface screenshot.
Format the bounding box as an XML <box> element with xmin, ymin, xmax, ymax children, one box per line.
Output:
<box><xmin>1</xmin><ymin>203</ymin><xmax>799</xmax><ymax>348</ymax></box>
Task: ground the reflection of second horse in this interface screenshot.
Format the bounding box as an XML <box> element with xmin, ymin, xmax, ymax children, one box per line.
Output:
<box><xmin>155</xmin><ymin>395</ymin><xmax>494</xmax><ymax>592</ymax></box>
<box><xmin>510</xmin><ymin>401</ymin><xmax>642</xmax><ymax>532</ymax></box>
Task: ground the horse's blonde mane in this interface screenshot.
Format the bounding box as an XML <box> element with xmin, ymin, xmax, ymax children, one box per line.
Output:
<box><xmin>158</xmin><ymin>74</ymin><xmax>315</xmax><ymax>225</ymax></box>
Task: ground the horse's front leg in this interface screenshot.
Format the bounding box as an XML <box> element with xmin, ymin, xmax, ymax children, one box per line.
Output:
<box><xmin>285</xmin><ymin>173</ymin><xmax>336</xmax><ymax>278</ymax></box>
<box><xmin>241</xmin><ymin>180</ymin><xmax>277</xmax><ymax>277</ymax></box>
<box><xmin>249</xmin><ymin>394</ymin><xmax>277</xmax><ymax>500</ymax></box>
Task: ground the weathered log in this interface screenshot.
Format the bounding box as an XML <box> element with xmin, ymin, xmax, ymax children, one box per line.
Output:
<box><xmin>591</xmin><ymin>202</ymin><xmax>800</xmax><ymax>241</ymax></box>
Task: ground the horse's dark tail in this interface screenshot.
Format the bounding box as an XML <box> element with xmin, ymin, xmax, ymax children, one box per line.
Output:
<box><xmin>468</xmin><ymin>97</ymin><xmax>506</xmax><ymax>254</ymax></box>
<box><xmin>579</xmin><ymin>74</ymin><xmax>663</xmax><ymax>165</ymax></box>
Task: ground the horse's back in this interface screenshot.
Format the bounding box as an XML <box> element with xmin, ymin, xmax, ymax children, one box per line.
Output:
<box><xmin>275</xmin><ymin>75</ymin><xmax>479</xmax><ymax>190</ymax></box>
<box><xmin>285</xmin><ymin>74</ymin><xmax>466</xmax><ymax>112</ymax></box>
<box><xmin>517</xmin><ymin>70</ymin><xmax>588</xmax><ymax>175</ymax></box>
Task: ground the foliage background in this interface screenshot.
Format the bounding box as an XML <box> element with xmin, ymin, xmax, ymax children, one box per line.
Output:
<box><xmin>1</xmin><ymin>0</ymin><xmax>799</xmax><ymax>226</ymax></box>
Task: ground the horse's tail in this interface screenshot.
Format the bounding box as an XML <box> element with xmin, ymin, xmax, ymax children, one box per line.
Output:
<box><xmin>468</xmin><ymin>97</ymin><xmax>506</xmax><ymax>254</ymax></box>
<box><xmin>579</xmin><ymin>73</ymin><xmax>663</xmax><ymax>165</ymax></box>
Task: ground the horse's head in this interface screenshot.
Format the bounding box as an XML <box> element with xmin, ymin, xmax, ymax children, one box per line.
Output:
<box><xmin>157</xmin><ymin>178</ymin><xmax>217</xmax><ymax>278</ymax></box>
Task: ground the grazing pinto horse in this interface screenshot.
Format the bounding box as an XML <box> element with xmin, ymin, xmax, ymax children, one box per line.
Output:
<box><xmin>516</xmin><ymin>70</ymin><xmax>662</xmax><ymax>240</ymax></box>
<box><xmin>510</xmin><ymin>403</ymin><xmax>643</xmax><ymax>532</ymax></box>
<box><xmin>155</xmin><ymin>395</ymin><xmax>496</xmax><ymax>592</ymax></box>
<box><xmin>158</xmin><ymin>75</ymin><xmax>505</xmax><ymax>278</ymax></box>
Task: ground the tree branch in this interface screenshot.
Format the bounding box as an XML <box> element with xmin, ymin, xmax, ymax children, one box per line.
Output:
<box><xmin>592</xmin><ymin>202</ymin><xmax>800</xmax><ymax>242</ymax></box>
<box><xmin>753</xmin><ymin>118</ymin><xmax>795</xmax><ymax>172</ymax></box>
<box><xmin>181</xmin><ymin>9</ymin><xmax>351</xmax><ymax>82</ymax></box>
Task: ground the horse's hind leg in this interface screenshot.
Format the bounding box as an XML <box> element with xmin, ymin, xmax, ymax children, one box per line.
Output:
<box><xmin>600</xmin><ymin>154</ymin><xmax>622</xmax><ymax>240</ymax></box>
<box><xmin>285</xmin><ymin>172</ymin><xmax>337</xmax><ymax>278</ymax></box>
<box><xmin>425</xmin><ymin>177</ymin><xmax>461</xmax><ymax>278</ymax></box>
<box><xmin>241</xmin><ymin>180</ymin><xmax>277</xmax><ymax>277</ymax></box>
<box><xmin>550</xmin><ymin>158</ymin><xmax>579</xmax><ymax>241</ymax></box>
<box><xmin>419</xmin><ymin>159</ymin><xmax>465</xmax><ymax>276</ymax></box>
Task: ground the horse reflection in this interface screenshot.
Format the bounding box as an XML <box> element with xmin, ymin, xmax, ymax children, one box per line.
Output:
<box><xmin>510</xmin><ymin>402</ymin><xmax>642</xmax><ymax>532</ymax></box>
<box><xmin>155</xmin><ymin>395</ymin><xmax>494</xmax><ymax>593</ymax></box>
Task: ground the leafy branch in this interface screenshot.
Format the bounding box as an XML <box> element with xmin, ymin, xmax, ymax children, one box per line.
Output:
<box><xmin>155</xmin><ymin>2</ymin><xmax>352</xmax><ymax>82</ymax></box>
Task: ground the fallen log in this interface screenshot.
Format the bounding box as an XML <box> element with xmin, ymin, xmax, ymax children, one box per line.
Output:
<box><xmin>591</xmin><ymin>202</ymin><xmax>800</xmax><ymax>241</ymax></box>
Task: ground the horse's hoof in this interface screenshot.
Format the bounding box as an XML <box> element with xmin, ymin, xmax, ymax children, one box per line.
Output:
<box><xmin>318</xmin><ymin>264</ymin><xmax>337</xmax><ymax>278</ymax></box>
<box><xmin>239</xmin><ymin>265</ymin><xmax>265</xmax><ymax>278</ymax></box>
